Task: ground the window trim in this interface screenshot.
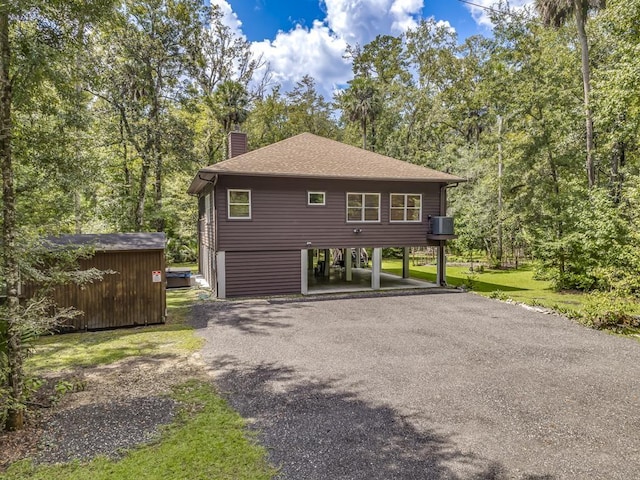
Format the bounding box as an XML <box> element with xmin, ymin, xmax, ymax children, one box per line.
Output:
<box><xmin>346</xmin><ymin>192</ymin><xmax>381</xmax><ymax>223</ymax></box>
<box><xmin>227</xmin><ymin>189</ymin><xmax>252</xmax><ymax>220</ymax></box>
<box><xmin>389</xmin><ymin>193</ymin><xmax>422</xmax><ymax>223</ymax></box>
<box><xmin>307</xmin><ymin>191</ymin><xmax>326</xmax><ymax>206</ymax></box>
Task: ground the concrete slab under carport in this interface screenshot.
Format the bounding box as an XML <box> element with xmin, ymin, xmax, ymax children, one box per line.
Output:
<box><xmin>307</xmin><ymin>267</ymin><xmax>437</xmax><ymax>294</ymax></box>
<box><xmin>192</xmin><ymin>292</ymin><xmax>640</xmax><ymax>479</ymax></box>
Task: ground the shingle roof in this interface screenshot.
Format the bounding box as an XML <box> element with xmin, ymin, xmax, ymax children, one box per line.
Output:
<box><xmin>45</xmin><ymin>233</ymin><xmax>166</xmax><ymax>251</ymax></box>
<box><xmin>188</xmin><ymin>133</ymin><xmax>464</xmax><ymax>194</ymax></box>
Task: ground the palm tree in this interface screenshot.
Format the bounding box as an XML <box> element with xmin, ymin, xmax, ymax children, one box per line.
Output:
<box><xmin>339</xmin><ymin>77</ymin><xmax>382</xmax><ymax>150</ymax></box>
<box><xmin>535</xmin><ymin>0</ymin><xmax>605</xmax><ymax>188</ymax></box>
<box><xmin>211</xmin><ymin>80</ymin><xmax>249</xmax><ymax>159</ymax></box>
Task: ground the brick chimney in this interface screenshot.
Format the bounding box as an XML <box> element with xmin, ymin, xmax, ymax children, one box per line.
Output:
<box><xmin>228</xmin><ymin>131</ymin><xmax>248</xmax><ymax>158</ymax></box>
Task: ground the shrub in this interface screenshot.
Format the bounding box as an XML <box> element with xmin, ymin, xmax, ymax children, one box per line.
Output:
<box><xmin>581</xmin><ymin>292</ymin><xmax>639</xmax><ymax>330</ymax></box>
<box><xmin>489</xmin><ymin>290</ymin><xmax>508</xmax><ymax>301</ymax></box>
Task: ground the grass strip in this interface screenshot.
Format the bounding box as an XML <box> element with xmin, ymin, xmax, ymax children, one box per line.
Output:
<box><xmin>382</xmin><ymin>259</ymin><xmax>586</xmax><ymax>313</ymax></box>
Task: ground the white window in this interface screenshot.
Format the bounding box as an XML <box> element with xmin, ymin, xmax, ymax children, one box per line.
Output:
<box><xmin>347</xmin><ymin>193</ymin><xmax>380</xmax><ymax>222</ymax></box>
<box><xmin>227</xmin><ymin>189</ymin><xmax>251</xmax><ymax>219</ymax></box>
<box><xmin>308</xmin><ymin>191</ymin><xmax>326</xmax><ymax>205</ymax></box>
<box><xmin>390</xmin><ymin>193</ymin><xmax>422</xmax><ymax>222</ymax></box>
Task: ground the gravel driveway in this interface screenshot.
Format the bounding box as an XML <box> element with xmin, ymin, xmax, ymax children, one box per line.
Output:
<box><xmin>191</xmin><ymin>291</ymin><xmax>640</xmax><ymax>479</ymax></box>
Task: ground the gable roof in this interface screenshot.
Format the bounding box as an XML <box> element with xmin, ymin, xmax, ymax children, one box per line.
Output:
<box><xmin>188</xmin><ymin>133</ymin><xmax>464</xmax><ymax>194</ymax></box>
<box><xmin>45</xmin><ymin>233</ymin><xmax>166</xmax><ymax>251</ymax></box>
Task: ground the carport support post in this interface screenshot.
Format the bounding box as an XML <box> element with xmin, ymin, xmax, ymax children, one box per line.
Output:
<box><xmin>345</xmin><ymin>248</ymin><xmax>353</xmax><ymax>281</ymax></box>
<box><xmin>372</xmin><ymin>247</ymin><xmax>381</xmax><ymax>290</ymax></box>
<box><xmin>301</xmin><ymin>249</ymin><xmax>308</xmax><ymax>295</ymax></box>
<box><xmin>324</xmin><ymin>249</ymin><xmax>331</xmax><ymax>277</ymax></box>
<box><xmin>402</xmin><ymin>247</ymin><xmax>410</xmax><ymax>279</ymax></box>
<box><xmin>356</xmin><ymin>247</ymin><xmax>362</xmax><ymax>268</ymax></box>
<box><xmin>436</xmin><ymin>241</ymin><xmax>446</xmax><ymax>286</ymax></box>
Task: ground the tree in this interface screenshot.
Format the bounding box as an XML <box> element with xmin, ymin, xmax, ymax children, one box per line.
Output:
<box><xmin>592</xmin><ymin>0</ymin><xmax>640</xmax><ymax>202</ymax></box>
<box><xmin>285</xmin><ymin>75</ymin><xmax>336</xmax><ymax>138</ymax></box>
<box><xmin>184</xmin><ymin>4</ymin><xmax>261</xmax><ymax>164</ymax></box>
<box><xmin>1</xmin><ymin>0</ymin><xmax>114</xmax><ymax>432</ymax></box>
<box><xmin>244</xmin><ymin>86</ymin><xmax>290</xmax><ymax>148</ymax></box>
<box><xmin>91</xmin><ymin>0</ymin><xmax>202</xmax><ymax>231</ymax></box>
<box><xmin>337</xmin><ymin>77</ymin><xmax>382</xmax><ymax>150</ymax></box>
<box><xmin>535</xmin><ymin>0</ymin><xmax>605</xmax><ymax>188</ymax></box>
<box><xmin>0</xmin><ymin>0</ymin><xmax>20</xmax><ymax>432</ymax></box>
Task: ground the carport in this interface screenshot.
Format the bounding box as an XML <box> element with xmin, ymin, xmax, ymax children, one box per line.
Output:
<box><xmin>305</xmin><ymin>247</ymin><xmax>437</xmax><ymax>295</ymax></box>
<box><xmin>307</xmin><ymin>267</ymin><xmax>436</xmax><ymax>294</ymax></box>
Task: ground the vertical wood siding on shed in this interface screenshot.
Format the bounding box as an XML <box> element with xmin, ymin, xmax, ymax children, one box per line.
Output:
<box><xmin>25</xmin><ymin>250</ymin><xmax>166</xmax><ymax>331</ymax></box>
<box><xmin>215</xmin><ymin>177</ymin><xmax>443</xmax><ymax>251</ymax></box>
<box><xmin>225</xmin><ymin>250</ymin><xmax>300</xmax><ymax>297</ymax></box>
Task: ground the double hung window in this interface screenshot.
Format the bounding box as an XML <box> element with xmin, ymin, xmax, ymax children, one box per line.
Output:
<box><xmin>346</xmin><ymin>193</ymin><xmax>380</xmax><ymax>222</ymax></box>
<box><xmin>390</xmin><ymin>194</ymin><xmax>422</xmax><ymax>222</ymax></box>
<box><xmin>227</xmin><ymin>189</ymin><xmax>251</xmax><ymax>219</ymax></box>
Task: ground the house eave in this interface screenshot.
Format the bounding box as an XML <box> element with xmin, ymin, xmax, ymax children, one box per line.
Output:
<box><xmin>188</xmin><ymin>169</ymin><xmax>466</xmax><ymax>194</ymax></box>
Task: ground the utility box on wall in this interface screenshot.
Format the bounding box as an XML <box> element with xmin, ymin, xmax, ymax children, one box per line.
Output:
<box><xmin>431</xmin><ymin>216</ymin><xmax>454</xmax><ymax>235</ymax></box>
<box><xmin>24</xmin><ymin>233</ymin><xmax>167</xmax><ymax>331</ymax></box>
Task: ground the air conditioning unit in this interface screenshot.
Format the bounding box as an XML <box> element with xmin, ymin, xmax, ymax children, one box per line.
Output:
<box><xmin>431</xmin><ymin>216</ymin><xmax>454</xmax><ymax>235</ymax></box>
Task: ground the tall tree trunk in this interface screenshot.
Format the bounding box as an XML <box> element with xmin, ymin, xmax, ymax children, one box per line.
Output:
<box><xmin>151</xmin><ymin>89</ymin><xmax>164</xmax><ymax>232</ymax></box>
<box><xmin>362</xmin><ymin>117</ymin><xmax>367</xmax><ymax>150</ymax></box>
<box><xmin>154</xmin><ymin>143</ymin><xmax>164</xmax><ymax>231</ymax></box>
<box><xmin>135</xmin><ymin>154</ymin><xmax>151</xmax><ymax>232</ymax></box>
<box><xmin>610</xmin><ymin>137</ymin><xmax>624</xmax><ymax>204</ymax></box>
<box><xmin>119</xmin><ymin>111</ymin><xmax>131</xmax><ymax>199</ymax></box>
<box><xmin>496</xmin><ymin>115</ymin><xmax>504</xmax><ymax>266</ymax></box>
<box><xmin>1</xmin><ymin>8</ymin><xmax>24</xmax><ymax>431</ymax></box>
<box><xmin>574</xmin><ymin>7</ymin><xmax>595</xmax><ymax>188</ymax></box>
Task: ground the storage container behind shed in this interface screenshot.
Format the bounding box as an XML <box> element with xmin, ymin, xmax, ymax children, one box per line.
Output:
<box><xmin>26</xmin><ymin>233</ymin><xmax>167</xmax><ymax>331</ymax></box>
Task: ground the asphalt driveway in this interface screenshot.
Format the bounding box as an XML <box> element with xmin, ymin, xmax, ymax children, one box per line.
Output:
<box><xmin>191</xmin><ymin>291</ymin><xmax>640</xmax><ymax>479</ymax></box>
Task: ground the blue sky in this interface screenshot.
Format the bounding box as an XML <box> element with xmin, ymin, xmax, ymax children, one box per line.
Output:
<box><xmin>212</xmin><ymin>0</ymin><xmax>532</xmax><ymax>98</ymax></box>
<box><xmin>228</xmin><ymin>0</ymin><xmax>486</xmax><ymax>43</ymax></box>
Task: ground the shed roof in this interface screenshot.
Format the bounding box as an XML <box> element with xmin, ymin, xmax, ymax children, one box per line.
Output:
<box><xmin>188</xmin><ymin>132</ymin><xmax>465</xmax><ymax>194</ymax></box>
<box><xmin>45</xmin><ymin>233</ymin><xmax>166</xmax><ymax>251</ymax></box>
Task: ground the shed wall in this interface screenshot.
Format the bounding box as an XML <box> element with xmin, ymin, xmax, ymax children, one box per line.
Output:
<box><xmin>215</xmin><ymin>176</ymin><xmax>443</xmax><ymax>251</ymax></box>
<box><xmin>26</xmin><ymin>250</ymin><xmax>166</xmax><ymax>331</ymax></box>
<box><xmin>225</xmin><ymin>250</ymin><xmax>300</xmax><ymax>297</ymax></box>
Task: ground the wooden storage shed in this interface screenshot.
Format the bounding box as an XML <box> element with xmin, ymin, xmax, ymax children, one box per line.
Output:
<box><xmin>34</xmin><ymin>233</ymin><xmax>167</xmax><ymax>331</ymax></box>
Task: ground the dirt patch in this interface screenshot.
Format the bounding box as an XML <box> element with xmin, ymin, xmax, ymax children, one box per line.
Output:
<box><xmin>0</xmin><ymin>353</ymin><xmax>209</xmax><ymax>470</ymax></box>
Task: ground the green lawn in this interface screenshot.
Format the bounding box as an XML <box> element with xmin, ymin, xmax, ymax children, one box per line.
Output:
<box><xmin>382</xmin><ymin>259</ymin><xmax>587</xmax><ymax>313</ymax></box>
<box><xmin>27</xmin><ymin>290</ymin><xmax>204</xmax><ymax>373</ymax></box>
<box><xmin>3</xmin><ymin>288</ymin><xmax>277</xmax><ymax>480</ymax></box>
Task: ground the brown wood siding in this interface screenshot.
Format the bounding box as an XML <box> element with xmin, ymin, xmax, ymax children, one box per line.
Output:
<box><xmin>24</xmin><ymin>250</ymin><xmax>166</xmax><ymax>331</ymax></box>
<box><xmin>215</xmin><ymin>176</ymin><xmax>443</xmax><ymax>251</ymax></box>
<box><xmin>225</xmin><ymin>250</ymin><xmax>300</xmax><ymax>297</ymax></box>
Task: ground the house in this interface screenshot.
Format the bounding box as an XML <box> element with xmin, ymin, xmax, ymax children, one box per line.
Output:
<box><xmin>187</xmin><ymin>132</ymin><xmax>463</xmax><ymax>298</ymax></box>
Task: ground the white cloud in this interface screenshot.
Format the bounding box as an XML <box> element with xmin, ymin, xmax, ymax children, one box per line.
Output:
<box><xmin>324</xmin><ymin>0</ymin><xmax>424</xmax><ymax>46</ymax></box>
<box><xmin>215</xmin><ymin>0</ymin><xmax>435</xmax><ymax>98</ymax></box>
<box><xmin>463</xmin><ymin>0</ymin><xmax>534</xmax><ymax>28</ymax></box>
<box><xmin>251</xmin><ymin>21</ymin><xmax>351</xmax><ymax>98</ymax></box>
<box><xmin>390</xmin><ymin>0</ymin><xmax>424</xmax><ymax>32</ymax></box>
